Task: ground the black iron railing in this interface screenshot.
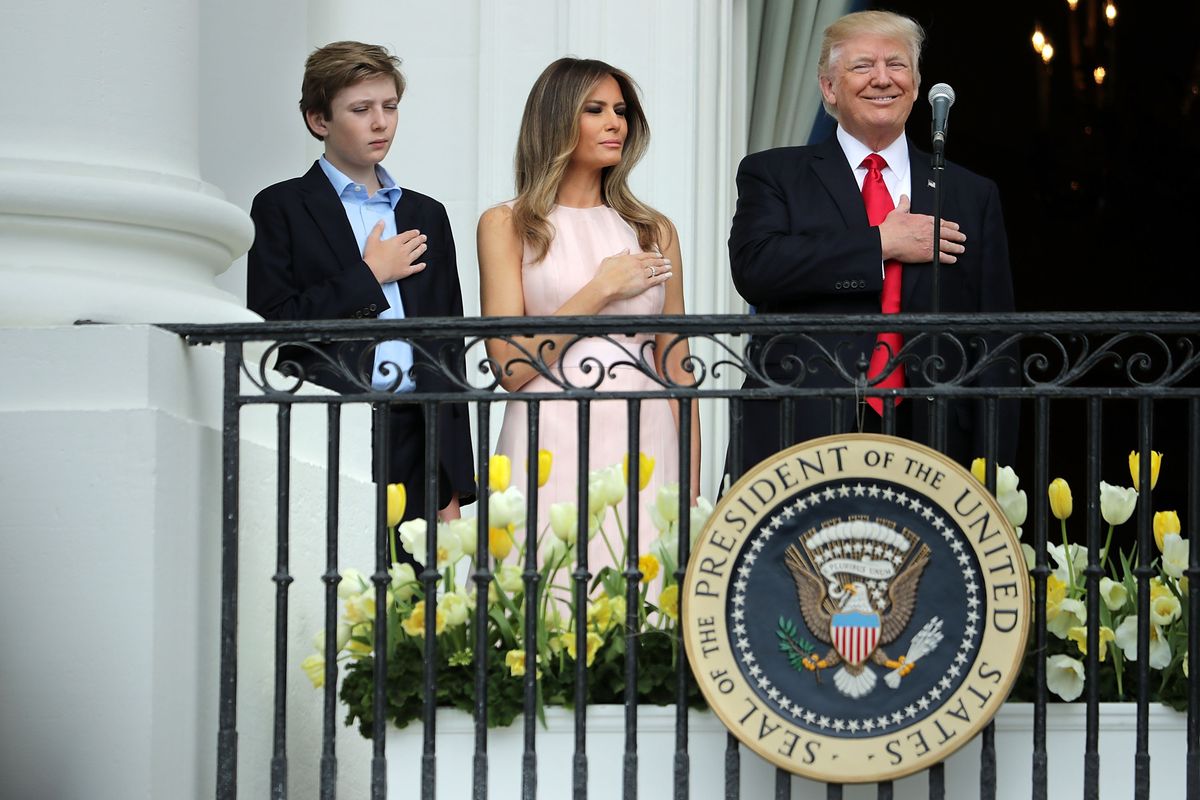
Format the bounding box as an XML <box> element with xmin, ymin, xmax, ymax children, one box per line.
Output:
<box><xmin>166</xmin><ymin>313</ymin><xmax>1200</xmax><ymax>800</ymax></box>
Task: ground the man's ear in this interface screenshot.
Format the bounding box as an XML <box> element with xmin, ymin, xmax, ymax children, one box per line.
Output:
<box><xmin>819</xmin><ymin>76</ymin><xmax>837</xmax><ymax>107</ymax></box>
<box><xmin>305</xmin><ymin>109</ymin><xmax>329</xmax><ymax>139</ymax></box>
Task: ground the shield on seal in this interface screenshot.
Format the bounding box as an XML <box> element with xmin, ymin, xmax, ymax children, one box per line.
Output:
<box><xmin>830</xmin><ymin>611</ymin><xmax>881</xmax><ymax>666</ymax></box>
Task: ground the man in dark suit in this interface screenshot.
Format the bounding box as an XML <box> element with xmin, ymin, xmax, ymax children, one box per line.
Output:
<box><xmin>247</xmin><ymin>41</ymin><xmax>475</xmax><ymax>534</ymax></box>
<box><xmin>726</xmin><ymin>10</ymin><xmax>1017</xmax><ymax>483</ymax></box>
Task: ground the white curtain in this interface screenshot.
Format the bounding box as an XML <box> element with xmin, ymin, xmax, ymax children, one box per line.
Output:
<box><xmin>745</xmin><ymin>0</ymin><xmax>855</xmax><ymax>152</ymax></box>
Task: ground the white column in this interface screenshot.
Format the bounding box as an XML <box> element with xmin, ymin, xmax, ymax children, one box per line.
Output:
<box><xmin>0</xmin><ymin>0</ymin><xmax>254</xmax><ymax>325</ymax></box>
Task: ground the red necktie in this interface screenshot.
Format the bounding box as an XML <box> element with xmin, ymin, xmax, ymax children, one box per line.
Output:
<box><xmin>860</xmin><ymin>153</ymin><xmax>904</xmax><ymax>414</ymax></box>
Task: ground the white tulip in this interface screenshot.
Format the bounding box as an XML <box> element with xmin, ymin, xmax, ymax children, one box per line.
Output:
<box><xmin>495</xmin><ymin>563</ymin><xmax>524</xmax><ymax>594</ymax></box>
<box><xmin>998</xmin><ymin>488</ymin><xmax>1028</xmax><ymax>529</ymax></box>
<box><xmin>388</xmin><ymin>562</ymin><xmax>418</xmax><ymax>602</ymax></box>
<box><xmin>488</xmin><ymin>486</ymin><xmax>527</xmax><ymax>529</ymax></box>
<box><xmin>542</xmin><ymin>535</ymin><xmax>571</xmax><ymax>572</ymax></box>
<box><xmin>440</xmin><ymin>591</ymin><xmax>471</xmax><ymax>628</ymax></box>
<box><xmin>447</xmin><ymin>517</ymin><xmax>478</xmax><ymax>556</ymax></box>
<box><xmin>995</xmin><ymin>465</ymin><xmax>1021</xmax><ymax>497</ymax></box>
<box><xmin>1045</xmin><ymin>654</ymin><xmax>1086</xmax><ymax>701</ymax></box>
<box><xmin>1114</xmin><ymin>615</ymin><xmax>1173</xmax><ymax>669</ymax></box>
<box><xmin>1161</xmin><ymin>534</ymin><xmax>1189</xmax><ymax>580</ymax></box>
<box><xmin>1099</xmin><ymin>481</ymin><xmax>1138</xmax><ymax>527</ymax></box>
<box><xmin>1048</xmin><ymin>543</ymin><xmax>1088</xmax><ymax>585</ymax></box>
<box><xmin>606</xmin><ymin>463</ymin><xmax>628</xmax><ymax>507</ymax></box>
<box><xmin>1047</xmin><ymin>597</ymin><xmax>1086</xmax><ymax>639</ymax></box>
<box><xmin>1099</xmin><ymin>577</ymin><xmax>1128</xmax><ymax>611</ymax></box>
<box><xmin>649</xmin><ymin>502</ymin><xmax>674</xmax><ymax>535</ymax></box>
<box><xmin>586</xmin><ymin>468</ymin><xmax>609</xmax><ymax>515</ymax></box>
<box><xmin>338</xmin><ymin>567</ymin><xmax>370</xmax><ymax>599</ymax></box>
<box><xmin>398</xmin><ymin>519</ymin><xmax>426</xmax><ymax>559</ymax></box>
<box><xmin>549</xmin><ymin>502</ymin><xmax>577</xmax><ymax>545</ymax></box>
<box><xmin>434</xmin><ymin>524</ymin><xmax>464</xmax><ymax>569</ymax></box>
<box><xmin>655</xmin><ymin>483</ymin><xmax>681</xmax><ymax>524</ymax></box>
<box><xmin>689</xmin><ymin>496</ymin><xmax>715</xmax><ymax>542</ymax></box>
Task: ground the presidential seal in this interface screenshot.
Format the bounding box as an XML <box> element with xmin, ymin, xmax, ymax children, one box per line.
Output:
<box><xmin>683</xmin><ymin>435</ymin><xmax>1028</xmax><ymax>783</ymax></box>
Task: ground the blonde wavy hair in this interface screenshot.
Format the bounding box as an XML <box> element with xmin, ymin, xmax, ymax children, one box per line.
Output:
<box><xmin>512</xmin><ymin>57</ymin><xmax>670</xmax><ymax>263</ymax></box>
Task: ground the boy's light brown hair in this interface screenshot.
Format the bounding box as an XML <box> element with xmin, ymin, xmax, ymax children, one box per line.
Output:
<box><xmin>299</xmin><ymin>41</ymin><xmax>405</xmax><ymax>141</ymax></box>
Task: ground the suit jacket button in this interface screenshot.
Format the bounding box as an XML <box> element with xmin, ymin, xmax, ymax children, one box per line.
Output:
<box><xmin>835</xmin><ymin>280</ymin><xmax>843</xmax><ymax>289</ymax></box>
<box><xmin>369</xmin><ymin>304</ymin><xmax>377</xmax><ymax>311</ymax></box>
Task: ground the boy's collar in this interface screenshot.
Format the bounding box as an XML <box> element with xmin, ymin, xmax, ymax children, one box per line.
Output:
<box><xmin>318</xmin><ymin>156</ymin><xmax>400</xmax><ymax>198</ymax></box>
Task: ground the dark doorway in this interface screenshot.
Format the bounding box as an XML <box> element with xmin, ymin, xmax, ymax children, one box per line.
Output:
<box><xmin>886</xmin><ymin>0</ymin><xmax>1200</xmax><ymax>517</ymax></box>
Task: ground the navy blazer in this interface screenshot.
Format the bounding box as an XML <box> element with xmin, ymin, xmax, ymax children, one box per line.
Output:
<box><xmin>247</xmin><ymin>161</ymin><xmax>475</xmax><ymax>506</ymax></box>
<box><xmin>727</xmin><ymin>136</ymin><xmax>1018</xmax><ymax>475</ymax></box>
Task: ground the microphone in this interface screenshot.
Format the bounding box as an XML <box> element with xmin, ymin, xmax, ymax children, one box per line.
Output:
<box><xmin>928</xmin><ymin>83</ymin><xmax>956</xmax><ymax>152</ymax></box>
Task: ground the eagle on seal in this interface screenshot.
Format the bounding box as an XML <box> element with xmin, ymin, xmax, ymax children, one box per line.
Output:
<box><xmin>784</xmin><ymin>538</ymin><xmax>931</xmax><ymax>699</ymax></box>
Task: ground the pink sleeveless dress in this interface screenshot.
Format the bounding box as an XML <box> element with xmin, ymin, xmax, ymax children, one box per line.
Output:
<box><xmin>494</xmin><ymin>204</ymin><xmax>680</xmax><ymax>576</ymax></box>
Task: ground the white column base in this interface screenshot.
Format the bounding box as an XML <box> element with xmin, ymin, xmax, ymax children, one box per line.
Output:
<box><xmin>0</xmin><ymin>160</ymin><xmax>255</xmax><ymax>325</ymax></box>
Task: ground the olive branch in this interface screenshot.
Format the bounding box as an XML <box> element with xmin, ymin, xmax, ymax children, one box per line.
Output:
<box><xmin>777</xmin><ymin>616</ymin><xmax>816</xmax><ymax>673</ymax></box>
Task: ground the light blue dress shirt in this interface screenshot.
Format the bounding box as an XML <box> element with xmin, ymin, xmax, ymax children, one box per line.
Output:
<box><xmin>318</xmin><ymin>156</ymin><xmax>415</xmax><ymax>392</ymax></box>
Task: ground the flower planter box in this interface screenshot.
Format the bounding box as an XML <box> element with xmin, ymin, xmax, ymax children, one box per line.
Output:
<box><xmin>385</xmin><ymin>702</ymin><xmax>1188</xmax><ymax>798</ymax></box>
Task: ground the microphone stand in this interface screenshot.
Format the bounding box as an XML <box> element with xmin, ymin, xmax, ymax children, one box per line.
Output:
<box><xmin>930</xmin><ymin>136</ymin><xmax>946</xmax><ymax>313</ymax></box>
<box><xmin>929</xmin><ymin>134</ymin><xmax>947</xmax><ymax>452</ymax></box>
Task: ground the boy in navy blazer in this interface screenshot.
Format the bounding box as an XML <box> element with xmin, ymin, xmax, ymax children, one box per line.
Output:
<box><xmin>247</xmin><ymin>41</ymin><xmax>475</xmax><ymax>532</ymax></box>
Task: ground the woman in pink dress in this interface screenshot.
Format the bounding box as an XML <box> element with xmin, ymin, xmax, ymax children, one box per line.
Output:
<box><xmin>477</xmin><ymin>57</ymin><xmax>700</xmax><ymax>574</ymax></box>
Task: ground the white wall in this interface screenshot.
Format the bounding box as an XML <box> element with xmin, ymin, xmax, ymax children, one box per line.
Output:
<box><xmin>0</xmin><ymin>326</ymin><xmax>223</xmax><ymax>799</ymax></box>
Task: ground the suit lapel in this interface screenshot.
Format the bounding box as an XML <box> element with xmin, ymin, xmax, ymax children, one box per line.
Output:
<box><xmin>811</xmin><ymin>137</ymin><xmax>871</xmax><ymax>228</ymax></box>
<box><xmin>299</xmin><ymin>162</ymin><xmax>366</xmax><ymax>276</ymax></box>
<box><xmin>391</xmin><ymin>192</ymin><xmax>421</xmax><ymax>318</ymax></box>
<box><xmin>904</xmin><ymin>143</ymin><xmax>935</xmax><ymax>312</ymax></box>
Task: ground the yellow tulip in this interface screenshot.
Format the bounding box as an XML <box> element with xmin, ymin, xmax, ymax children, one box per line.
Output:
<box><xmin>588</xmin><ymin>596</ymin><xmax>615</xmax><ymax>631</ymax></box>
<box><xmin>504</xmin><ymin>649</ymin><xmax>526</xmax><ymax>677</ymax></box>
<box><xmin>623</xmin><ymin>452</ymin><xmax>656</xmax><ymax>492</ymax></box>
<box><xmin>658</xmin><ymin>584</ymin><xmax>680</xmax><ymax>621</ymax></box>
<box><xmin>1128</xmin><ymin>450</ymin><xmax>1162</xmax><ymax>492</ymax></box>
<box><xmin>386</xmin><ymin>483</ymin><xmax>406</xmax><ymax>528</ymax></box>
<box><xmin>537</xmin><ymin>449</ymin><xmax>553</xmax><ymax>487</ymax></box>
<box><xmin>971</xmin><ymin>458</ymin><xmax>987</xmax><ymax>485</ymax></box>
<box><xmin>343</xmin><ymin>638</ymin><xmax>369</xmax><ymax>657</ymax></box>
<box><xmin>562</xmin><ymin>631</ymin><xmax>604</xmax><ymax>667</ymax></box>
<box><xmin>639</xmin><ymin>553</ymin><xmax>661</xmax><ymax>584</ymax></box>
<box><xmin>1048</xmin><ymin>478</ymin><xmax>1073</xmax><ymax>520</ymax></box>
<box><xmin>300</xmin><ymin>653</ymin><xmax>325</xmax><ymax>688</ymax></box>
<box><xmin>1067</xmin><ymin>625</ymin><xmax>1115</xmax><ymax>662</ymax></box>
<box><xmin>1044</xmin><ymin>574</ymin><xmax>1067</xmax><ymax>620</ymax></box>
<box><xmin>1153</xmin><ymin>510</ymin><xmax>1180</xmax><ymax>552</ymax></box>
<box><xmin>402</xmin><ymin>600</ymin><xmax>446</xmax><ymax>637</ymax></box>
<box><xmin>489</xmin><ymin>525</ymin><xmax>515</xmax><ymax>561</ymax></box>
<box><xmin>489</xmin><ymin>454</ymin><xmax>511</xmax><ymax>493</ymax></box>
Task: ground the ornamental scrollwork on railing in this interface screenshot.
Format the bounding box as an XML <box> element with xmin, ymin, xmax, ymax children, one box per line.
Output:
<box><xmin>220</xmin><ymin>320</ymin><xmax>1200</xmax><ymax>400</ymax></box>
<box><xmin>1020</xmin><ymin>330</ymin><xmax>1200</xmax><ymax>389</ymax></box>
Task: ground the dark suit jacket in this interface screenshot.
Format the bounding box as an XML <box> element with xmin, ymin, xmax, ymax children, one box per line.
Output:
<box><xmin>247</xmin><ymin>161</ymin><xmax>476</xmax><ymax>512</ymax></box>
<box><xmin>726</xmin><ymin>135</ymin><xmax>1018</xmax><ymax>478</ymax></box>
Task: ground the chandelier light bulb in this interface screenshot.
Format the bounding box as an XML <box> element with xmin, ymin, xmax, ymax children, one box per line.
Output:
<box><xmin>1041</xmin><ymin>42</ymin><xmax>1055</xmax><ymax>63</ymax></box>
<box><xmin>1093</xmin><ymin>66</ymin><xmax>1107</xmax><ymax>85</ymax></box>
<box><xmin>1067</xmin><ymin>0</ymin><xmax>1079</xmax><ymax>8</ymax></box>
<box><xmin>1105</xmin><ymin>3</ymin><xmax>1118</xmax><ymax>24</ymax></box>
<box><xmin>1032</xmin><ymin>28</ymin><xmax>1046</xmax><ymax>53</ymax></box>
